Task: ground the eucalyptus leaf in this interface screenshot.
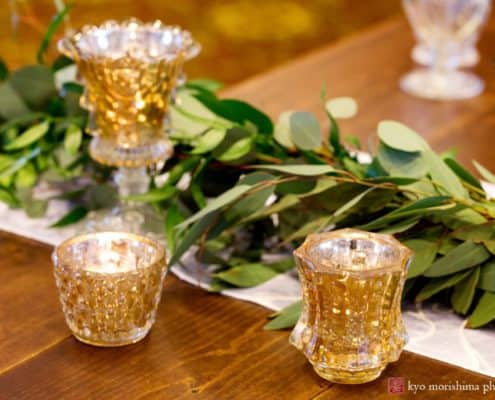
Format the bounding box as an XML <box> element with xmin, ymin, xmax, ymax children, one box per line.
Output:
<box><xmin>434</xmin><ymin>208</ymin><xmax>486</xmax><ymax>230</ymax></box>
<box><xmin>52</xmin><ymin>55</ymin><xmax>74</xmax><ymax>72</ymax></box>
<box><xmin>191</xmin><ymin>181</ymin><xmax>207</xmax><ymax>209</ymax></box>
<box><xmin>328</xmin><ymin>110</ymin><xmax>344</xmax><ymax>157</ymax></box>
<box><xmin>325</xmin><ymin>97</ymin><xmax>358</xmax><ymax>119</ymax></box>
<box><xmin>438</xmin><ymin>238</ymin><xmax>461</xmax><ymax>255</ymax></box>
<box><xmin>179</xmin><ymin>184</ymin><xmax>253</xmax><ymax>228</ymax></box>
<box><xmin>192</xmin><ymin>91</ymin><xmax>273</xmax><ymax>133</ymax></box>
<box><xmin>255</xmin><ymin>164</ymin><xmax>334</xmax><ymax>176</ymax></box>
<box><xmin>126</xmin><ymin>186</ymin><xmax>176</xmax><ymax>203</ymax></box>
<box><xmin>191</xmin><ymin>128</ymin><xmax>226</xmax><ymax>154</ymax></box>
<box><xmin>276</xmin><ymin>179</ymin><xmax>316</xmax><ymax>195</ymax></box>
<box><xmin>416</xmin><ymin>270</ymin><xmax>471</xmax><ymax>302</ymax></box>
<box><xmin>0</xmin><ymin>187</ymin><xmax>17</xmax><ymax>207</ymax></box>
<box><xmin>228</xmin><ymin>186</ymin><xmax>275</xmax><ymax>220</ymax></box>
<box><xmin>424</xmin><ymin>241</ymin><xmax>490</xmax><ymax>277</ymax></box>
<box><xmin>0</xmin><ymin>82</ymin><xmax>30</xmax><ymax>120</ymax></box>
<box><xmin>0</xmin><ymin>59</ymin><xmax>7</xmax><ymax>81</ymax></box>
<box><xmin>214</xmin><ymin>263</ymin><xmax>278</xmax><ymax>287</ymax></box>
<box><xmin>62</xmin><ymin>81</ymin><xmax>83</xmax><ymax>94</ymax></box>
<box><xmin>284</xmin><ymin>215</ymin><xmax>332</xmax><ymax>243</ymax></box>
<box><xmin>264</xmin><ymin>300</ymin><xmax>302</xmax><ymax>330</ymax></box>
<box><xmin>240</xmin><ymin>194</ymin><xmax>300</xmax><ymax>224</ymax></box>
<box><xmin>0</xmin><ymin>147</ymin><xmax>40</xmax><ymax>179</ymax></box>
<box><xmin>0</xmin><ymin>155</ymin><xmax>14</xmax><ymax>172</ymax></box>
<box><xmin>467</xmin><ymin>291</ymin><xmax>495</xmax><ymax>328</ymax></box>
<box><xmin>366</xmin><ymin>176</ymin><xmax>418</xmax><ymax>186</ymax></box>
<box><xmin>64</xmin><ymin>124</ymin><xmax>82</xmax><ymax>155</ymax></box>
<box><xmin>165</xmin><ymin>202</ymin><xmax>185</xmax><ymax>252</ymax></box>
<box><xmin>170</xmin><ymin>211</ymin><xmax>220</xmax><ymax>266</ymax></box>
<box><xmin>359</xmin><ymin>196</ymin><xmax>452</xmax><ymax>230</ymax></box>
<box><xmin>50</xmin><ymin>206</ymin><xmax>88</xmax><ymax>228</ymax></box>
<box><xmin>265</xmin><ymin>257</ymin><xmax>295</xmax><ymax>273</ymax></box>
<box><xmin>167</xmin><ymin>156</ymin><xmax>201</xmax><ymax>186</ymax></box>
<box><xmin>473</xmin><ymin>160</ymin><xmax>495</xmax><ymax>184</ymax></box>
<box><xmin>37</xmin><ymin>4</ymin><xmax>73</xmax><ymax>64</ymax></box>
<box><xmin>379</xmin><ymin>218</ymin><xmax>419</xmax><ymax>234</ymax></box>
<box><xmin>444</xmin><ymin>158</ymin><xmax>483</xmax><ymax>190</ymax></box>
<box><xmin>342</xmin><ymin>157</ymin><xmax>367</xmax><ymax>179</ymax></box>
<box><xmin>15</xmin><ymin>163</ymin><xmax>37</xmax><ymax>189</ymax></box>
<box><xmin>451</xmin><ymin>222</ymin><xmax>495</xmax><ymax>242</ymax></box>
<box><xmin>171</xmin><ymin>91</ymin><xmax>225</xmax><ymax>138</ymax></box>
<box><xmin>377</xmin><ymin>142</ymin><xmax>428</xmax><ymax>179</ymax></box>
<box><xmin>9</xmin><ymin>65</ymin><xmax>56</xmax><ymax>109</ymax></box>
<box><xmin>344</xmin><ymin>135</ymin><xmax>361</xmax><ymax>149</ymax></box>
<box><xmin>212</xmin><ymin>127</ymin><xmax>253</xmax><ymax>162</ymax></box>
<box><xmin>219</xmin><ymin>99</ymin><xmax>273</xmax><ymax>134</ymax></box>
<box><xmin>289</xmin><ymin>111</ymin><xmax>322</xmax><ymax>150</ymax></box>
<box><xmin>273</xmin><ymin>111</ymin><xmax>295</xmax><ymax>149</ymax></box>
<box><xmin>4</xmin><ymin>127</ymin><xmax>18</xmax><ymax>145</ymax></box>
<box><xmin>377</xmin><ymin>120</ymin><xmax>429</xmax><ymax>152</ymax></box>
<box><xmin>423</xmin><ymin>150</ymin><xmax>468</xmax><ymax>199</ymax></box>
<box><xmin>334</xmin><ymin>188</ymin><xmax>374</xmax><ymax>218</ymax></box>
<box><xmin>404</xmin><ymin>239</ymin><xmax>438</xmax><ymax>278</ymax></box>
<box><xmin>186</xmin><ymin>79</ymin><xmax>223</xmax><ymax>92</ymax></box>
<box><xmin>4</xmin><ymin>121</ymin><xmax>50</xmax><ymax>151</ymax></box>
<box><xmin>452</xmin><ymin>267</ymin><xmax>480</xmax><ymax>315</ymax></box>
<box><xmin>478</xmin><ymin>261</ymin><xmax>495</xmax><ymax>291</ymax></box>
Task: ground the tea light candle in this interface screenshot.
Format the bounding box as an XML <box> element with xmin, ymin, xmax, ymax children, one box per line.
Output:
<box><xmin>52</xmin><ymin>232</ymin><xmax>167</xmax><ymax>347</ymax></box>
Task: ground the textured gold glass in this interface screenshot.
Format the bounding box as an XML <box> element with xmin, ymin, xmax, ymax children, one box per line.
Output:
<box><xmin>57</xmin><ymin>20</ymin><xmax>200</xmax><ymax>236</ymax></box>
<box><xmin>291</xmin><ymin>229</ymin><xmax>412</xmax><ymax>384</ymax></box>
<box><xmin>58</xmin><ymin>19</ymin><xmax>200</xmax><ymax>168</ymax></box>
<box><xmin>52</xmin><ymin>232</ymin><xmax>167</xmax><ymax>347</ymax></box>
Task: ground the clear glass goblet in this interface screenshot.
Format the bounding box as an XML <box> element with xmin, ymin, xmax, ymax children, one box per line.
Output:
<box><xmin>401</xmin><ymin>0</ymin><xmax>491</xmax><ymax>100</ymax></box>
<box><xmin>412</xmin><ymin>41</ymin><xmax>479</xmax><ymax>67</ymax></box>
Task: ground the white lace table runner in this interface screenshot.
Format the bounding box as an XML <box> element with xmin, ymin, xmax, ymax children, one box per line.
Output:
<box><xmin>1</xmin><ymin>200</ymin><xmax>494</xmax><ymax>378</ymax></box>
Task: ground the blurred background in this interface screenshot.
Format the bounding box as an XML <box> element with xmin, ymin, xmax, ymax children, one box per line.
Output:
<box><xmin>3</xmin><ymin>0</ymin><xmax>400</xmax><ymax>84</ymax></box>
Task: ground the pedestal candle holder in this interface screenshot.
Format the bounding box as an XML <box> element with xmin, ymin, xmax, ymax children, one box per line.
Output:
<box><xmin>53</xmin><ymin>232</ymin><xmax>167</xmax><ymax>346</ymax></box>
<box><xmin>290</xmin><ymin>229</ymin><xmax>413</xmax><ymax>384</ymax></box>
<box><xmin>58</xmin><ymin>19</ymin><xmax>200</xmax><ymax>235</ymax></box>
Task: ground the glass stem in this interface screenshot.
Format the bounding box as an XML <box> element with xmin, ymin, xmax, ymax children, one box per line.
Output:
<box><xmin>114</xmin><ymin>167</ymin><xmax>150</xmax><ymax>204</ymax></box>
<box><xmin>432</xmin><ymin>45</ymin><xmax>458</xmax><ymax>76</ymax></box>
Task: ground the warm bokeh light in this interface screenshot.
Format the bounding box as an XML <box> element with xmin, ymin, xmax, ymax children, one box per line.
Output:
<box><xmin>3</xmin><ymin>0</ymin><xmax>400</xmax><ymax>83</ymax></box>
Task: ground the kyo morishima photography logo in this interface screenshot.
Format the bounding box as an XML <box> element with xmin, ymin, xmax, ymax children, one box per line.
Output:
<box><xmin>388</xmin><ymin>378</ymin><xmax>495</xmax><ymax>395</ymax></box>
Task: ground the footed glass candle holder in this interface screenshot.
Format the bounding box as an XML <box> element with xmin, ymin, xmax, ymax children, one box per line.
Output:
<box><xmin>58</xmin><ymin>19</ymin><xmax>200</xmax><ymax>236</ymax></box>
<box><xmin>290</xmin><ymin>229</ymin><xmax>412</xmax><ymax>384</ymax></box>
<box><xmin>52</xmin><ymin>232</ymin><xmax>167</xmax><ymax>347</ymax></box>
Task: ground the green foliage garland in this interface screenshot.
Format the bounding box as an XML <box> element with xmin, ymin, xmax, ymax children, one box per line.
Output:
<box><xmin>1</xmin><ymin>13</ymin><xmax>495</xmax><ymax>330</ymax></box>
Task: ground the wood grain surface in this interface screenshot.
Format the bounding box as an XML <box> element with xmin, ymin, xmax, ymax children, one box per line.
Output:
<box><xmin>1</xmin><ymin>15</ymin><xmax>495</xmax><ymax>400</ymax></box>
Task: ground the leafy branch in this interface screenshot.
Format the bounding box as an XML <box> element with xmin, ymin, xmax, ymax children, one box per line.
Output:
<box><xmin>1</xmin><ymin>9</ymin><xmax>495</xmax><ymax>330</ymax></box>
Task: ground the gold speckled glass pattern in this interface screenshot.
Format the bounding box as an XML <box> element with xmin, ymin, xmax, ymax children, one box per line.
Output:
<box><xmin>52</xmin><ymin>232</ymin><xmax>167</xmax><ymax>347</ymax></box>
<box><xmin>58</xmin><ymin>19</ymin><xmax>200</xmax><ymax>167</ymax></box>
<box><xmin>291</xmin><ymin>229</ymin><xmax>412</xmax><ymax>384</ymax></box>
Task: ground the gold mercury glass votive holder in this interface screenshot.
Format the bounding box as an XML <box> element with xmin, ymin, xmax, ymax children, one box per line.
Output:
<box><xmin>52</xmin><ymin>232</ymin><xmax>167</xmax><ymax>347</ymax></box>
<box><xmin>290</xmin><ymin>229</ymin><xmax>413</xmax><ymax>384</ymax></box>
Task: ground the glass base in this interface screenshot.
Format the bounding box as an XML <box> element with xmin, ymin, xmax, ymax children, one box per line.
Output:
<box><xmin>73</xmin><ymin>326</ymin><xmax>151</xmax><ymax>347</ymax></box>
<box><xmin>89</xmin><ymin>135</ymin><xmax>173</xmax><ymax>168</ymax></box>
<box><xmin>400</xmin><ymin>68</ymin><xmax>484</xmax><ymax>100</ymax></box>
<box><xmin>313</xmin><ymin>365</ymin><xmax>384</xmax><ymax>384</ymax></box>
<box><xmin>412</xmin><ymin>44</ymin><xmax>479</xmax><ymax>68</ymax></box>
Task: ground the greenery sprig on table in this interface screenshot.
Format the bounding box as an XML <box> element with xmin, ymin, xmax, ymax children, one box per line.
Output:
<box><xmin>1</xmin><ymin>14</ymin><xmax>495</xmax><ymax>330</ymax></box>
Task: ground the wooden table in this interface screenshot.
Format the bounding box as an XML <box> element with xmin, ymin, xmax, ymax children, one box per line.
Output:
<box><xmin>1</xmin><ymin>16</ymin><xmax>495</xmax><ymax>399</ymax></box>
